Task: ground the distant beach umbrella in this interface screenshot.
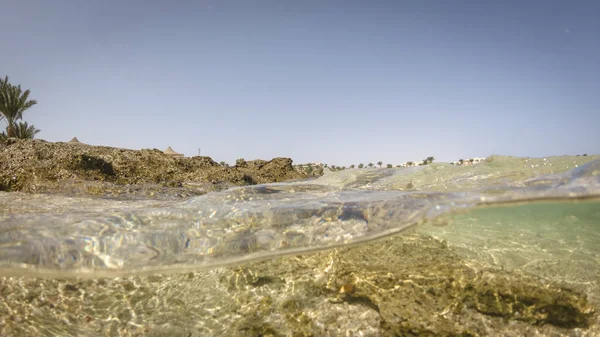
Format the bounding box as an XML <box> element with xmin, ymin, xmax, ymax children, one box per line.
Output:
<box><xmin>164</xmin><ymin>146</ymin><xmax>184</xmax><ymax>157</ymax></box>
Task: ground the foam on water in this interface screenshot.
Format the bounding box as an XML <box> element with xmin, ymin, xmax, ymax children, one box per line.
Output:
<box><xmin>0</xmin><ymin>157</ymin><xmax>599</xmax><ymax>277</ymax></box>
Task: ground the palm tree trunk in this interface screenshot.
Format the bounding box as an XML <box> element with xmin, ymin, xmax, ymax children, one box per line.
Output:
<box><xmin>6</xmin><ymin>121</ymin><xmax>14</xmax><ymax>138</ymax></box>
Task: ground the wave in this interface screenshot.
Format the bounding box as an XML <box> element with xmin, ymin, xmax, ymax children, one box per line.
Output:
<box><xmin>0</xmin><ymin>158</ymin><xmax>598</xmax><ymax>278</ymax></box>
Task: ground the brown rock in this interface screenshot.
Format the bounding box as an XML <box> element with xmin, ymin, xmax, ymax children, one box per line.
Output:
<box><xmin>0</xmin><ymin>139</ymin><xmax>308</xmax><ymax>196</ymax></box>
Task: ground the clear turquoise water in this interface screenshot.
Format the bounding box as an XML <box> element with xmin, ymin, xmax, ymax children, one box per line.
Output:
<box><xmin>1</xmin><ymin>156</ymin><xmax>598</xmax><ymax>277</ymax></box>
<box><xmin>0</xmin><ymin>156</ymin><xmax>599</xmax><ymax>336</ymax></box>
<box><xmin>421</xmin><ymin>200</ymin><xmax>600</xmax><ymax>301</ymax></box>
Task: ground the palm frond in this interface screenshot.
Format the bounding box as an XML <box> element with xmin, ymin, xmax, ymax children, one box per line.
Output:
<box><xmin>0</xmin><ymin>78</ymin><xmax>38</xmax><ymax>137</ymax></box>
<box><xmin>9</xmin><ymin>121</ymin><xmax>41</xmax><ymax>139</ymax></box>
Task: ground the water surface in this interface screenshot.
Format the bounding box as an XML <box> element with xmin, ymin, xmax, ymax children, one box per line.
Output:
<box><xmin>1</xmin><ymin>156</ymin><xmax>599</xmax><ymax>336</ymax></box>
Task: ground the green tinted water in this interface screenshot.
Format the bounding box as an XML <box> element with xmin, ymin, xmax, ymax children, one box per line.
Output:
<box><xmin>1</xmin><ymin>156</ymin><xmax>599</xmax><ymax>336</ymax></box>
<box><xmin>1</xmin><ymin>200</ymin><xmax>599</xmax><ymax>337</ymax></box>
<box><xmin>421</xmin><ymin>200</ymin><xmax>600</xmax><ymax>302</ymax></box>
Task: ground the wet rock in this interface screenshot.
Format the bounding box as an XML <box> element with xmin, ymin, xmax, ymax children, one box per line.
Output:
<box><xmin>236</xmin><ymin>158</ymin><xmax>302</xmax><ymax>184</ymax></box>
<box><xmin>0</xmin><ymin>139</ymin><xmax>308</xmax><ymax>196</ymax></box>
<box><xmin>235</xmin><ymin>158</ymin><xmax>248</xmax><ymax>168</ymax></box>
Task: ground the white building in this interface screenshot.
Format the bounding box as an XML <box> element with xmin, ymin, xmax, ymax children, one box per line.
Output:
<box><xmin>452</xmin><ymin>157</ymin><xmax>487</xmax><ymax>166</ymax></box>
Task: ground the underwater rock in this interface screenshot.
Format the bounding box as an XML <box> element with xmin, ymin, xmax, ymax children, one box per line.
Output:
<box><xmin>0</xmin><ymin>233</ymin><xmax>593</xmax><ymax>336</ymax></box>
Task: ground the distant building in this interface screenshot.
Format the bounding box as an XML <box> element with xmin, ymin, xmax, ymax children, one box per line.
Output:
<box><xmin>398</xmin><ymin>161</ymin><xmax>416</xmax><ymax>167</ymax></box>
<box><xmin>453</xmin><ymin>157</ymin><xmax>487</xmax><ymax>166</ymax></box>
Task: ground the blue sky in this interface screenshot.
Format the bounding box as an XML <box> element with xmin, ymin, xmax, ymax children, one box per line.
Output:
<box><xmin>1</xmin><ymin>0</ymin><xmax>598</xmax><ymax>166</ymax></box>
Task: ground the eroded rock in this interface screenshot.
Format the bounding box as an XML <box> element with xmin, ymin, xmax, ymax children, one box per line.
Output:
<box><xmin>0</xmin><ymin>139</ymin><xmax>307</xmax><ymax>196</ymax></box>
<box><xmin>1</xmin><ymin>233</ymin><xmax>593</xmax><ymax>336</ymax></box>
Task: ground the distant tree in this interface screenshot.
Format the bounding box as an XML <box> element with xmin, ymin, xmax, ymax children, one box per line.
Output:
<box><xmin>306</xmin><ymin>166</ymin><xmax>313</xmax><ymax>173</ymax></box>
<box><xmin>426</xmin><ymin>156</ymin><xmax>435</xmax><ymax>164</ymax></box>
<box><xmin>219</xmin><ymin>161</ymin><xmax>226</xmax><ymax>166</ymax></box>
<box><xmin>377</xmin><ymin>161</ymin><xmax>383</xmax><ymax>168</ymax></box>
<box><xmin>406</xmin><ymin>161</ymin><xmax>414</xmax><ymax>167</ymax></box>
<box><xmin>0</xmin><ymin>76</ymin><xmax>38</xmax><ymax>138</ymax></box>
<box><xmin>421</xmin><ymin>159</ymin><xmax>427</xmax><ymax>166</ymax></box>
<box><xmin>341</xmin><ymin>166</ymin><xmax>346</xmax><ymax>170</ymax></box>
<box><xmin>469</xmin><ymin>158</ymin><xmax>474</xmax><ymax>163</ymax></box>
<box><xmin>386</xmin><ymin>164</ymin><xmax>392</xmax><ymax>168</ymax></box>
<box><xmin>330</xmin><ymin>165</ymin><xmax>336</xmax><ymax>170</ymax></box>
<box><xmin>358</xmin><ymin>163</ymin><xmax>364</xmax><ymax>169</ymax></box>
<box><xmin>323</xmin><ymin>164</ymin><xmax>328</xmax><ymax>168</ymax></box>
<box><xmin>368</xmin><ymin>163</ymin><xmax>374</xmax><ymax>168</ymax></box>
<box><xmin>350</xmin><ymin>164</ymin><xmax>355</xmax><ymax>169</ymax></box>
<box><xmin>583</xmin><ymin>154</ymin><xmax>588</xmax><ymax>156</ymax></box>
<box><xmin>459</xmin><ymin>159</ymin><xmax>464</xmax><ymax>165</ymax></box>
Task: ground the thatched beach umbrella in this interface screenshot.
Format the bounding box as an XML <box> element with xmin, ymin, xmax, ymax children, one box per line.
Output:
<box><xmin>68</xmin><ymin>137</ymin><xmax>84</xmax><ymax>144</ymax></box>
<box><xmin>164</xmin><ymin>146</ymin><xmax>184</xmax><ymax>157</ymax></box>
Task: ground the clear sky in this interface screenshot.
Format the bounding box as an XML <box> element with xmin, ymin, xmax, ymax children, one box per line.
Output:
<box><xmin>1</xmin><ymin>0</ymin><xmax>598</xmax><ymax>166</ymax></box>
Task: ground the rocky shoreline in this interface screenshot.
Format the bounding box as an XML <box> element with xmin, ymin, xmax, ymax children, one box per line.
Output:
<box><xmin>0</xmin><ymin>139</ymin><xmax>309</xmax><ymax>198</ymax></box>
<box><xmin>1</xmin><ymin>140</ymin><xmax>598</xmax><ymax>336</ymax></box>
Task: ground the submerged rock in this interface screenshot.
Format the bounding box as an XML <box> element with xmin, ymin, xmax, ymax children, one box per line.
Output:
<box><xmin>0</xmin><ymin>139</ymin><xmax>307</xmax><ymax>196</ymax></box>
<box><xmin>0</xmin><ymin>233</ymin><xmax>594</xmax><ymax>336</ymax></box>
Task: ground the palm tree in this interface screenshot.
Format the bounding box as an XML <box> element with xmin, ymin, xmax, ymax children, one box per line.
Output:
<box><xmin>358</xmin><ymin>163</ymin><xmax>364</xmax><ymax>169</ymax></box>
<box><xmin>0</xmin><ymin>77</ymin><xmax>5</xmax><ymax>122</ymax></box>
<box><xmin>368</xmin><ymin>163</ymin><xmax>374</xmax><ymax>168</ymax></box>
<box><xmin>0</xmin><ymin>76</ymin><xmax>38</xmax><ymax>138</ymax></box>
<box><xmin>377</xmin><ymin>161</ymin><xmax>382</xmax><ymax>168</ymax></box>
<box><xmin>11</xmin><ymin>121</ymin><xmax>40</xmax><ymax>139</ymax></box>
<box><xmin>0</xmin><ymin>77</ymin><xmax>6</xmax><ymax>116</ymax></box>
